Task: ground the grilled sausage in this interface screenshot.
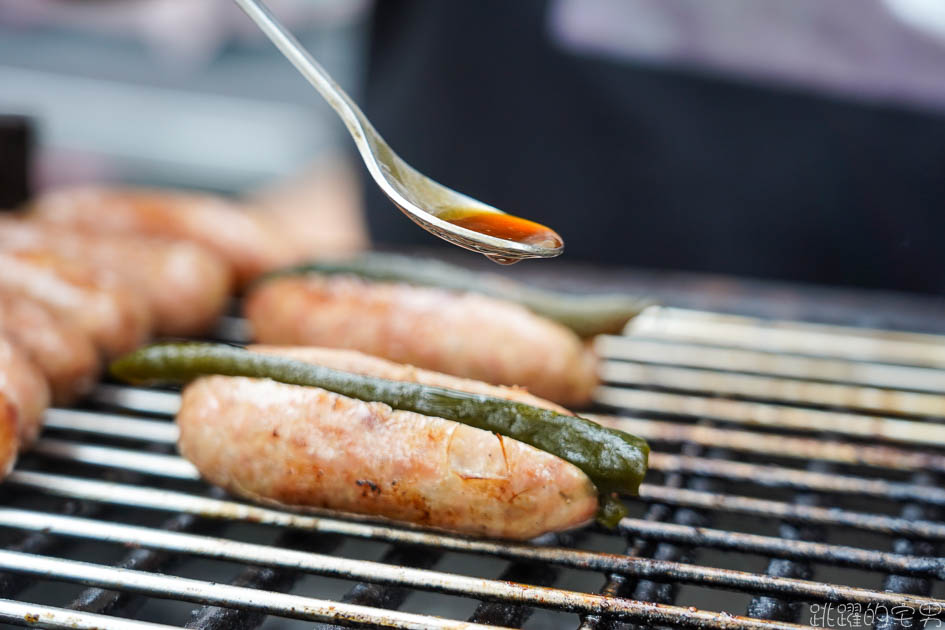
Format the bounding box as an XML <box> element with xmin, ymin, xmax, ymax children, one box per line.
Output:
<box><xmin>0</xmin><ymin>249</ymin><xmax>151</xmax><ymax>359</ymax></box>
<box><xmin>32</xmin><ymin>186</ymin><xmax>295</xmax><ymax>286</ymax></box>
<box><xmin>0</xmin><ymin>219</ymin><xmax>231</xmax><ymax>336</ymax></box>
<box><xmin>0</xmin><ymin>393</ymin><xmax>20</xmax><ymax>479</ymax></box>
<box><xmin>0</xmin><ymin>336</ymin><xmax>50</xmax><ymax>446</ymax></box>
<box><xmin>245</xmin><ymin>275</ymin><xmax>599</xmax><ymax>406</ymax></box>
<box><xmin>0</xmin><ymin>293</ymin><xmax>99</xmax><ymax>404</ymax></box>
<box><xmin>177</xmin><ymin>346</ymin><xmax>598</xmax><ymax>539</ymax></box>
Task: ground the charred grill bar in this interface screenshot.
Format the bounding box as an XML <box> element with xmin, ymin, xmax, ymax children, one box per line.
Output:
<box><xmin>0</xmin><ymin>282</ymin><xmax>941</xmax><ymax>629</ymax></box>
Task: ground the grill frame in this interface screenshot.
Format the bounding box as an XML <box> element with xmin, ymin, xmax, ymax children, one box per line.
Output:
<box><xmin>0</xmin><ymin>291</ymin><xmax>942</xmax><ymax>629</ymax></box>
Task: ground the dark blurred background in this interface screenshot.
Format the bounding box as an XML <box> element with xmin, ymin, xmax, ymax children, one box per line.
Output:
<box><xmin>363</xmin><ymin>1</ymin><xmax>945</xmax><ymax>295</ymax></box>
<box><xmin>2</xmin><ymin>0</ymin><xmax>944</xmax><ymax>294</ymax></box>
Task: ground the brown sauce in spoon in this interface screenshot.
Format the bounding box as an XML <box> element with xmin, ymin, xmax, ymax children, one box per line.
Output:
<box><xmin>440</xmin><ymin>208</ymin><xmax>563</xmax><ymax>264</ymax></box>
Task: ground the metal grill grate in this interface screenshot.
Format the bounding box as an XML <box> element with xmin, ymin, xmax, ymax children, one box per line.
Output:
<box><xmin>0</xmin><ymin>307</ymin><xmax>943</xmax><ymax>629</ymax></box>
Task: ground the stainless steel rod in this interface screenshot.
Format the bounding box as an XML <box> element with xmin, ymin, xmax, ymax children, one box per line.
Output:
<box><xmin>43</xmin><ymin>404</ymin><xmax>945</xmax><ymax>477</ymax></box>
<box><xmin>0</xmin><ymin>598</ymin><xmax>180</xmax><ymax>630</ymax></box>
<box><xmin>13</xmin><ymin>465</ymin><xmax>945</xmax><ymax>541</ymax></box>
<box><xmin>12</xmin><ymin>451</ymin><xmax>944</xmax><ymax>577</ymax></box>
<box><xmin>0</xmin><ymin>549</ymin><xmax>507</xmax><ymax>630</ymax></box>
<box><xmin>8</xmin><ymin>471</ymin><xmax>945</xmax><ymax>579</ymax></box>
<box><xmin>627</xmin><ymin>307</ymin><xmax>945</xmax><ymax>367</ymax></box>
<box><xmin>0</xmin><ymin>510</ymin><xmax>910</xmax><ymax>628</ymax></box>
<box><xmin>594</xmin><ymin>415</ymin><xmax>945</xmax><ymax>474</ymax></box>
<box><xmin>595</xmin><ymin>387</ymin><xmax>945</xmax><ymax>446</ymax></box>
<box><xmin>597</xmin><ymin>336</ymin><xmax>945</xmax><ymax>393</ymax></box>
<box><xmin>31</xmin><ymin>439</ymin><xmax>197</xmax><ymax>480</ymax></box>
<box><xmin>30</xmin><ymin>437</ymin><xmax>945</xmax><ymax>509</ymax></box>
<box><xmin>43</xmin><ymin>409</ymin><xmax>178</xmax><ymax>444</ymax></box>
<box><xmin>599</xmin><ymin>361</ymin><xmax>945</xmax><ymax>416</ymax></box>
<box><xmin>88</xmin><ymin>385</ymin><xmax>179</xmax><ymax>416</ymax></box>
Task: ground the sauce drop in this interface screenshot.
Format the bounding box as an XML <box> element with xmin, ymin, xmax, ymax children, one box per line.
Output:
<box><xmin>485</xmin><ymin>254</ymin><xmax>521</xmax><ymax>265</ymax></box>
<box><xmin>440</xmin><ymin>208</ymin><xmax>563</xmax><ymax>252</ymax></box>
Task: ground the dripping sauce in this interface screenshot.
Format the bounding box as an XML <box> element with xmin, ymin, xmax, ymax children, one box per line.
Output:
<box><xmin>441</xmin><ymin>209</ymin><xmax>563</xmax><ymax>251</ymax></box>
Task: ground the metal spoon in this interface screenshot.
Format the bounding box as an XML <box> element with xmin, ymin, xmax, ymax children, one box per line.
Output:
<box><xmin>233</xmin><ymin>0</ymin><xmax>563</xmax><ymax>264</ymax></box>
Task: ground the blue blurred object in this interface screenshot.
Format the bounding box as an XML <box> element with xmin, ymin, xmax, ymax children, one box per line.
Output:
<box><xmin>0</xmin><ymin>0</ymin><xmax>370</xmax><ymax>193</ymax></box>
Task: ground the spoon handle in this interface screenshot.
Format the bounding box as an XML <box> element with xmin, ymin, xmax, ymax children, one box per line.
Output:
<box><xmin>231</xmin><ymin>0</ymin><xmax>366</xmax><ymax>135</ymax></box>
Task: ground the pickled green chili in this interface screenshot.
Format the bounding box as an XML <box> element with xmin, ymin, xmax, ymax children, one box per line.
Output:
<box><xmin>257</xmin><ymin>254</ymin><xmax>652</xmax><ymax>338</ymax></box>
<box><xmin>111</xmin><ymin>342</ymin><xmax>649</xmax><ymax>527</ymax></box>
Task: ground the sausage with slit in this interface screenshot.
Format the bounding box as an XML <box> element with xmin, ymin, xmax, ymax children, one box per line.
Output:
<box><xmin>31</xmin><ymin>186</ymin><xmax>296</xmax><ymax>286</ymax></box>
<box><xmin>0</xmin><ymin>336</ymin><xmax>50</xmax><ymax>447</ymax></box>
<box><xmin>0</xmin><ymin>393</ymin><xmax>20</xmax><ymax>479</ymax></box>
<box><xmin>0</xmin><ymin>249</ymin><xmax>151</xmax><ymax>359</ymax></box>
<box><xmin>0</xmin><ymin>293</ymin><xmax>99</xmax><ymax>404</ymax></box>
<box><xmin>0</xmin><ymin>219</ymin><xmax>230</xmax><ymax>336</ymax></box>
<box><xmin>245</xmin><ymin>274</ymin><xmax>599</xmax><ymax>406</ymax></box>
<box><xmin>176</xmin><ymin>345</ymin><xmax>598</xmax><ymax>539</ymax></box>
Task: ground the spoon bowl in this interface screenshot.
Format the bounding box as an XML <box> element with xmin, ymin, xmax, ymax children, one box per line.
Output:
<box><xmin>233</xmin><ymin>0</ymin><xmax>563</xmax><ymax>263</ymax></box>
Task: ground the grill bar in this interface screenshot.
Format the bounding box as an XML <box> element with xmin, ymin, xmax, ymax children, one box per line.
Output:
<box><xmin>466</xmin><ymin>540</ymin><xmax>565</xmax><ymax>627</ymax></box>
<box><xmin>0</xmin><ymin>598</ymin><xmax>180</xmax><ymax>630</ymax></box>
<box><xmin>33</xmin><ymin>439</ymin><xmax>198</xmax><ymax>479</ymax></box>
<box><xmin>186</xmin><ymin>529</ymin><xmax>345</xmax><ymax>630</ymax></box>
<box><xmin>648</xmin><ymin>453</ymin><xmax>945</xmax><ymax>507</ymax></box>
<box><xmin>90</xmin><ymin>386</ymin><xmax>180</xmax><ymax>416</ymax></box>
<box><xmin>78</xmin><ymin>376</ymin><xmax>945</xmax><ymax>454</ymax></box>
<box><xmin>43</xmin><ymin>409</ymin><xmax>179</xmax><ymax>443</ymax></box>
<box><xmin>600</xmin><ymin>361</ymin><xmax>945</xmax><ymax>416</ymax></box>
<box><xmin>578</xmin><ymin>473</ymin><xmax>686</xmax><ymax>630</ymax></box>
<box><xmin>596</xmin><ymin>336</ymin><xmax>945</xmax><ymax>393</ymax></box>
<box><xmin>26</xmin><ymin>439</ymin><xmax>945</xmax><ymax>540</ymax></box>
<box><xmin>610</xmin><ymin>307</ymin><xmax>945</xmax><ymax>625</ymax></box>
<box><xmin>32</xmin><ymin>435</ymin><xmax>945</xmax><ymax>510</ymax></box>
<box><xmin>24</xmin><ymin>424</ymin><xmax>945</xmax><ymax>588</ymax></box>
<box><xmin>627</xmin><ymin>307</ymin><xmax>945</xmax><ymax>367</ymax></box>
<box><xmin>0</xmin><ymin>546</ymin><xmax>825</xmax><ymax>630</ymax></box>
<box><xmin>45</xmin><ymin>406</ymin><xmax>945</xmax><ymax>479</ymax></box>
<box><xmin>627</xmin><ymin>441</ymin><xmax>720</xmax><ymax>630</ymax></box>
<box><xmin>4</xmin><ymin>492</ymin><xmax>943</xmax><ymax>614</ymax></box>
<box><xmin>2</xmin><ymin>306</ymin><xmax>941</xmax><ymax>629</ymax></box>
<box><xmin>0</xmin><ymin>549</ymin><xmax>511</xmax><ymax>630</ymax></box>
<box><xmin>745</xmin><ymin>460</ymin><xmax>828</xmax><ymax>623</ymax></box>
<box><xmin>317</xmin><ymin>544</ymin><xmax>447</xmax><ymax>630</ymax></box>
<box><xmin>12</xmin><ymin>464</ymin><xmax>945</xmax><ymax>580</ymax></box>
<box><xmin>0</xmin><ymin>499</ymin><xmax>100</xmax><ymax>599</ymax></box>
<box><xmin>637</xmin><ymin>484</ymin><xmax>945</xmax><ymax>540</ymax></box>
<box><xmin>0</xmin><ymin>437</ymin><xmax>178</xmax><ymax>610</ymax></box>
<box><xmin>66</xmin><ymin>512</ymin><xmax>205</xmax><ymax>618</ymax></box>
<box><xmin>595</xmin><ymin>388</ymin><xmax>945</xmax><ymax>447</ymax></box>
<box><xmin>875</xmin><ymin>472</ymin><xmax>941</xmax><ymax>630</ymax></box>
<box><xmin>617</xmin><ymin>518</ymin><xmax>945</xmax><ymax>579</ymax></box>
<box><xmin>598</xmin><ymin>416</ymin><xmax>945</xmax><ymax>474</ymax></box>
<box><xmin>184</xmin><ymin>566</ymin><xmax>296</xmax><ymax>630</ymax></box>
<box><xmin>48</xmin><ymin>435</ymin><xmax>200</xmax><ymax>622</ymax></box>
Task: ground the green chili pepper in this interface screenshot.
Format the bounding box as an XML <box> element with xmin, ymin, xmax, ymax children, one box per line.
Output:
<box><xmin>111</xmin><ymin>342</ymin><xmax>648</xmax><ymax>527</ymax></box>
<box><xmin>257</xmin><ymin>254</ymin><xmax>652</xmax><ymax>338</ymax></box>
